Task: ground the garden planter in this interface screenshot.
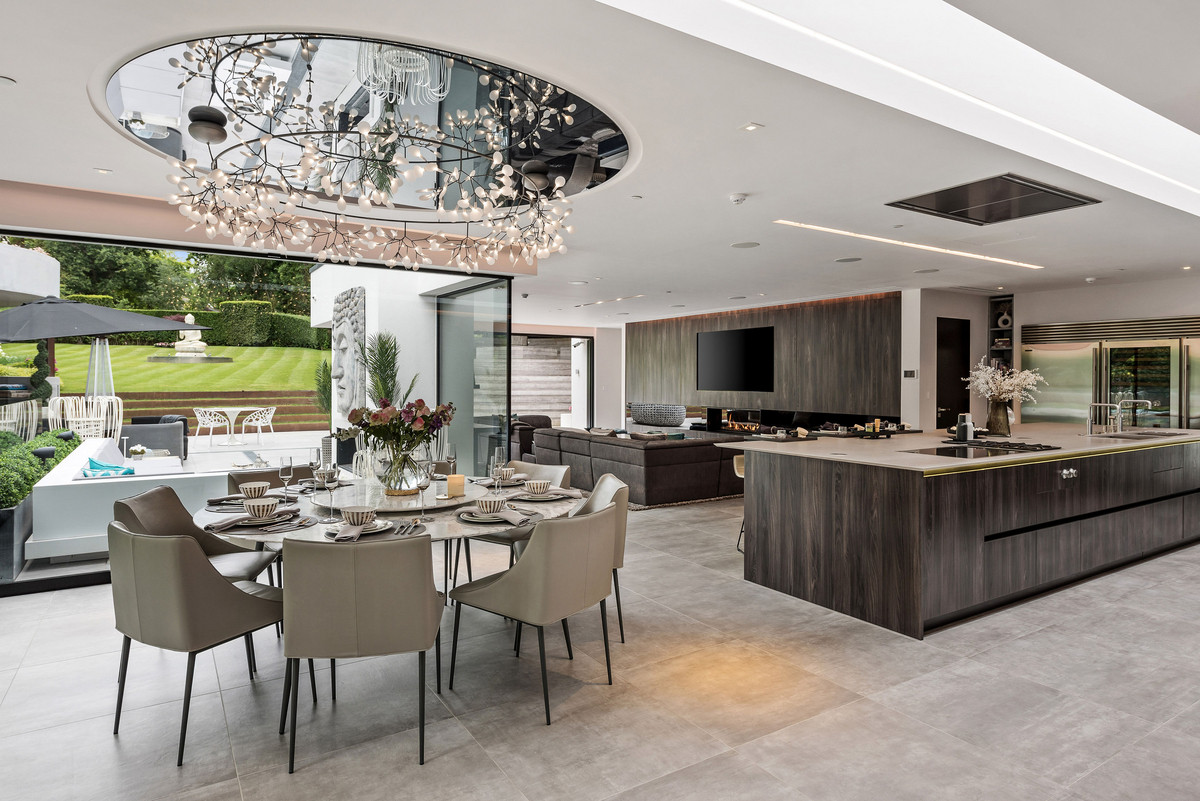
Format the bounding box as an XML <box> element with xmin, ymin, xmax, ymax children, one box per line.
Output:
<box><xmin>0</xmin><ymin>495</ymin><xmax>33</xmax><ymax>583</ymax></box>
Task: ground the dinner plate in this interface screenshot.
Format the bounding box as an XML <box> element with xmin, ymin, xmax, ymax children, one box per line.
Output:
<box><xmin>510</xmin><ymin>493</ymin><xmax>562</xmax><ymax>503</ymax></box>
<box><xmin>458</xmin><ymin>511</ymin><xmax>506</xmax><ymax>524</ymax></box>
<box><xmin>323</xmin><ymin>520</ymin><xmax>394</xmax><ymax>535</ymax></box>
<box><xmin>242</xmin><ymin>511</ymin><xmax>297</xmax><ymax>525</ymax></box>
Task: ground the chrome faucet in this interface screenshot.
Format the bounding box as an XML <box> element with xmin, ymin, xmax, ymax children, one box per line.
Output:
<box><xmin>1116</xmin><ymin>399</ymin><xmax>1154</xmax><ymax>432</ymax></box>
<box><xmin>1086</xmin><ymin>403</ymin><xmax>1119</xmax><ymax>435</ymax></box>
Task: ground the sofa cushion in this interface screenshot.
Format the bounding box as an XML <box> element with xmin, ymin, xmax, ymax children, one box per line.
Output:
<box><xmin>516</xmin><ymin>414</ymin><xmax>553</xmax><ymax>430</ymax></box>
<box><xmin>588</xmin><ymin>428</ymin><xmax>616</xmax><ymax>437</ymax></box>
<box><xmin>629</xmin><ymin>432</ymin><xmax>666</xmax><ymax>441</ymax></box>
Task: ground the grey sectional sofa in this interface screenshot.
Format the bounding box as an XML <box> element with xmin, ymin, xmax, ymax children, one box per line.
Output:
<box><xmin>532</xmin><ymin>428</ymin><xmax>744</xmax><ymax>506</ymax></box>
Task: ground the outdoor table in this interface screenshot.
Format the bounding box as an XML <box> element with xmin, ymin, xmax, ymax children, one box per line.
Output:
<box><xmin>192</xmin><ymin>477</ymin><xmax>578</xmax><ymax>594</ymax></box>
<box><xmin>200</xmin><ymin>406</ymin><xmax>266</xmax><ymax>447</ymax></box>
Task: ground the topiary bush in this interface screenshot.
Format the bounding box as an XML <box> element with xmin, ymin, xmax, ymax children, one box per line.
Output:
<box><xmin>65</xmin><ymin>294</ymin><xmax>116</xmax><ymax>307</ymax></box>
<box><xmin>272</xmin><ymin>312</ymin><xmax>331</xmax><ymax>349</ymax></box>
<box><xmin>29</xmin><ymin>340</ymin><xmax>51</xmax><ymax>400</ymax></box>
<box><xmin>0</xmin><ymin>429</ymin><xmax>84</xmax><ymax>508</ymax></box>
<box><xmin>0</xmin><ymin>431</ymin><xmax>22</xmax><ymax>453</ymax></box>
<box><xmin>217</xmin><ymin>300</ymin><xmax>273</xmax><ymax>346</ymax></box>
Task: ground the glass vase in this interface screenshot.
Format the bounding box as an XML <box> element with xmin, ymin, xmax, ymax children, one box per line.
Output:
<box><xmin>374</xmin><ymin>442</ymin><xmax>424</xmax><ymax>496</ymax></box>
<box><xmin>986</xmin><ymin>400</ymin><xmax>1012</xmax><ymax>437</ymax></box>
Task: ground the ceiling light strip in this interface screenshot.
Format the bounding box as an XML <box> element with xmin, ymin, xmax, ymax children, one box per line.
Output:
<box><xmin>773</xmin><ymin>220</ymin><xmax>1045</xmax><ymax>269</ymax></box>
<box><xmin>734</xmin><ymin>0</ymin><xmax>1200</xmax><ymax>200</ymax></box>
<box><xmin>575</xmin><ymin>294</ymin><xmax>645</xmax><ymax>308</ymax></box>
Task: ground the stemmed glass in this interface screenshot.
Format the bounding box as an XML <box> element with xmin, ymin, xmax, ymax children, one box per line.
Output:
<box><xmin>279</xmin><ymin>457</ymin><xmax>294</xmax><ymax>502</ymax></box>
<box><xmin>315</xmin><ymin>467</ymin><xmax>340</xmax><ymax>524</ymax></box>
<box><xmin>414</xmin><ymin>447</ymin><xmax>433</xmax><ymax>523</ymax></box>
<box><xmin>446</xmin><ymin>444</ymin><xmax>457</xmax><ymax>476</ymax></box>
<box><xmin>490</xmin><ymin>447</ymin><xmax>505</xmax><ymax>496</ymax></box>
<box><xmin>307</xmin><ymin>448</ymin><xmax>321</xmax><ymax>485</ymax></box>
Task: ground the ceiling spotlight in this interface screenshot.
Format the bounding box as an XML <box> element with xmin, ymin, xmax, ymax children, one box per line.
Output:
<box><xmin>187</xmin><ymin>105</ymin><xmax>228</xmax><ymax>144</ymax></box>
<box><xmin>729</xmin><ymin>296</ymin><xmax>747</xmax><ymax>300</ymax></box>
<box><xmin>1085</xmin><ymin>277</ymin><xmax>1097</xmax><ymax>284</ymax></box>
<box><xmin>913</xmin><ymin>268</ymin><xmax>939</xmax><ymax>274</ymax></box>
<box><xmin>617</xmin><ymin>312</ymin><xmax>630</xmax><ymax>316</ymax></box>
<box><xmin>568</xmin><ymin>280</ymin><xmax>589</xmax><ymax>285</ymax></box>
<box><xmin>631</xmin><ymin>194</ymin><xmax>644</xmax><ymax>200</ymax></box>
<box><xmin>834</xmin><ymin>257</ymin><xmax>862</xmax><ymax>263</ymax></box>
<box><xmin>93</xmin><ymin>168</ymin><xmax>113</xmax><ymax>175</ymax></box>
<box><xmin>740</xmin><ymin>122</ymin><xmax>765</xmax><ymax>132</ymax></box>
<box><xmin>1184</xmin><ymin>265</ymin><xmax>1193</xmax><ymax>271</ymax></box>
<box><xmin>0</xmin><ymin>75</ymin><xmax>15</xmax><ymax>86</ymax></box>
<box><xmin>671</xmin><ymin>304</ymin><xmax>686</xmax><ymax>308</ymax></box>
<box><xmin>997</xmin><ymin>286</ymin><xmax>1005</xmax><ymax>290</ymax></box>
<box><xmin>730</xmin><ymin>241</ymin><xmax>760</xmax><ymax>249</ymax></box>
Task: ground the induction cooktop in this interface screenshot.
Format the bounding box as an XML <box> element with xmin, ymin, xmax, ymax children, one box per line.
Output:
<box><xmin>907</xmin><ymin>440</ymin><xmax>1062</xmax><ymax>459</ymax></box>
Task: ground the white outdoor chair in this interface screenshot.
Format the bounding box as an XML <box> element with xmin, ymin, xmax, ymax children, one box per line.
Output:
<box><xmin>241</xmin><ymin>407</ymin><xmax>276</xmax><ymax>444</ymax></box>
<box><xmin>0</xmin><ymin>400</ymin><xmax>39</xmax><ymax>441</ymax></box>
<box><xmin>193</xmin><ymin>407</ymin><xmax>229</xmax><ymax>445</ymax></box>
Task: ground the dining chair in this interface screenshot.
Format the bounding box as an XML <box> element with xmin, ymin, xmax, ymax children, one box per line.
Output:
<box><xmin>240</xmin><ymin>406</ymin><xmax>276</xmax><ymax>444</ymax></box>
<box><xmin>566</xmin><ymin>473</ymin><xmax>630</xmax><ymax>643</ymax></box>
<box><xmin>449</xmin><ymin>504</ymin><xmax>616</xmax><ymax>725</ymax></box>
<box><xmin>453</xmin><ymin>460</ymin><xmax>571</xmax><ymax>585</ymax></box>
<box><xmin>280</xmin><ymin>535</ymin><xmax>443</xmax><ymax>772</ymax></box>
<box><xmin>108</xmin><ymin>522</ymin><xmax>283</xmax><ymax>765</ymax></box>
<box><xmin>733</xmin><ymin>454</ymin><xmax>745</xmax><ymax>553</ymax></box>
<box><xmin>193</xmin><ymin>407</ymin><xmax>229</xmax><ymax>445</ymax></box>
<box><xmin>113</xmin><ymin>485</ymin><xmax>277</xmax><ymax>584</ymax></box>
<box><xmin>226</xmin><ymin>465</ymin><xmax>316</xmax><ymax>494</ymax></box>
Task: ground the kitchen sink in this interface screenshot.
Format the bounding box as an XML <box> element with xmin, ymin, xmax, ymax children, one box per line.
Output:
<box><xmin>1092</xmin><ymin>430</ymin><xmax>1186</xmax><ymax>440</ymax></box>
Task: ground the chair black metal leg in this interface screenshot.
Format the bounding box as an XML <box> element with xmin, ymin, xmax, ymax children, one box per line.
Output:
<box><xmin>448</xmin><ymin>601</ymin><xmax>462</xmax><ymax>690</ymax></box>
<box><xmin>434</xmin><ymin>631</ymin><xmax>442</xmax><ymax>694</ymax></box>
<box><xmin>453</xmin><ymin>539</ymin><xmax>462</xmax><ymax>583</ymax></box>
<box><xmin>243</xmin><ymin>634</ymin><xmax>255</xmax><ymax>680</ymax></box>
<box><xmin>330</xmin><ymin>659</ymin><xmax>336</xmax><ymax>702</ymax></box>
<box><xmin>599</xmin><ymin>599</ymin><xmax>613</xmax><ymax>685</ymax></box>
<box><xmin>113</xmin><ymin>635</ymin><xmax>130</xmax><ymax>734</ymax></box>
<box><xmin>562</xmin><ymin>618</ymin><xmax>573</xmax><ymax>659</ymax></box>
<box><xmin>278</xmin><ymin>658</ymin><xmax>292</xmax><ymax>735</ymax></box>
<box><xmin>612</xmin><ymin>569</ymin><xmax>626</xmax><ymax>644</ymax></box>
<box><xmin>537</xmin><ymin>626</ymin><xmax>551</xmax><ymax>725</ymax></box>
<box><xmin>464</xmin><ymin>539</ymin><xmax>473</xmax><ymax>581</ymax></box>
<box><xmin>418</xmin><ymin>650</ymin><xmax>426</xmax><ymax>765</ymax></box>
<box><xmin>736</xmin><ymin>518</ymin><xmax>745</xmax><ymax>553</ymax></box>
<box><xmin>177</xmin><ymin>651</ymin><xmax>197</xmax><ymax>766</ymax></box>
<box><xmin>307</xmin><ymin>658</ymin><xmax>317</xmax><ymax>703</ymax></box>
<box><xmin>514</xmin><ymin>621</ymin><xmax>523</xmax><ymax>655</ymax></box>
<box><xmin>443</xmin><ymin>541</ymin><xmax>451</xmax><ymax>604</ymax></box>
<box><xmin>288</xmin><ymin>658</ymin><xmax>300</xmax><ymax>774</ymax></box>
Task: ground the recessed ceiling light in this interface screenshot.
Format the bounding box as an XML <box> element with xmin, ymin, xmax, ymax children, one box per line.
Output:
<box><xmin>893</xmin><ymin>224</ymin><xmax>904</xmax><ymax>229</ymax></box>
<box><xmin>834</xmin><ymin>257</ymin><xmax>862</xmax><ymax>263</ymax></box>
<box><xmin>729</xmin><ymin>296</ymin><xmax>747</xmax><ymax>300</ymax></box>
<box><xmin>740</xmin><ymin>122</ymin><xmax>765</xmax><ymax>132</ymax></box>
<box><xmin>730</xmin><ymin>241</ymin><xmax>760</xmax><ymax>249</ymax></box>
<box><xmin>671</xmin><ymin>304</ymin><xmax>686</xmax><ymax>308</ymax></box>
<box><xmin>593</xmin><ymin>277</ymin><xmax>603</xmax><ymax>280</ymax></box>
<box><xmin>774</xmin><ymin>220</ymin><xmax>1047</xmax><ymax>270</ymax></box>
<box><xmin>0</xmin><ymin>76</ymin><xmax>15</xmax><ymax>86</ymax></box>
<box><xmin>1184</xmin><ymin>265</ymin><xmax>1193</xmax><ymax>271</ymax></box>
<box><xmin>568</xmin><ymin>280</ymin><xmax>588</xmax><ymax>285</ymax></box>
<box><xmin>631</xmin><ymin>195</ymin><xmax>643</xmax><ymax>200</ymax></box>
<box><xmin>997</xmin><ymin>286</ymin><xmax>1005</xmax><ymax>290</ymax></box>
<box><xmin>757</xmin><ymin>293</ymin><xmax>766</xmax><ymax>296</ymax></box>
<box><xmin>93</xmin><ymin>168</ymin><xmax>113</xmax><ymax>175</ymax></box>
<box><xmin>913</xmin><ymin>268</ymin><xmax>939</xmax><ymax>274</ymax></box>
<box><xmin>617</xmin><ymin>312</ymin><xmax>630</xmax><ymax>316</ymax></box>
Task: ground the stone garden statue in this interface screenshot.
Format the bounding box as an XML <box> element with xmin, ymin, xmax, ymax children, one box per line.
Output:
<box><xmin>175</xmin><ymin>313</ymin><xmax>207</xmax><ymax>354</ymax></box>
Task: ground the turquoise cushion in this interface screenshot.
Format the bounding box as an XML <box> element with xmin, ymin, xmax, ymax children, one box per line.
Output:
<box><xmin>83</xmin><ymin>458</ymin><xmax>134</xmax><ymax>478</ymax></box>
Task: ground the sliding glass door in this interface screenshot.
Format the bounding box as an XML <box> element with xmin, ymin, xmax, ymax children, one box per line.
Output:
<box><xmin>437</xmin><ymin>279</ymin><xmax>511</xmax><ymax>476</ymax></box>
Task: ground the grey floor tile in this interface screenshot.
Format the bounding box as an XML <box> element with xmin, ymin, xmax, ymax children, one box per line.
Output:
<box><xmin>624</xmin><ymin>640</ymin><xmax>859</xmax><ymax>746</ymax></box>
<box><xmin>0</xmin><ymin>692</ymin><xmax>235</xmax><ymax>801</ymax></box>
<box><xmin>153</xmin><ymin>777</ymin><xmax>243</xmax><ymax>801</ymax></box>
<box><xmin>1163</xmin><ymin>697</ymin><xmax>1200</xmax><ymax>740</ymax></box>
<box><xmin>604</xmin><ymin>552</ymin><xmax>737</xmax><ymax>601</ymax></box>
<box><xmin>459</xmin><ymin>684</ymin><xmax>728</xmax><ymax>801</ymax></box>
<box><xmin>740</xmin><ymin>699</ymin><xmax>1059</xmax><ymax>801</ymax></box>
<box><xmin>566</xmin><ymin>597</ymin><xmax>732</xmax><ymax>671</ymax></box>
<box><xmin>747</xmin><ymin>614</ymin><xmax>961</xmax><ymax>694</ymax></box>
<box><xmin>924</xmin><ymin>604</ymin><xmax>1052</xmax><ymax>657</ymax></box>
<box><xmin>650</xmin><ymin>570</ymin><xmax>827</xmax><ymax>638</ymax></box>
<box><xmin>237</xmin><ymin>717</ymin><xmax>524</xmax><ymax>800</ymax></box>
<box><xmin>1111</xmin><ymin>576</ymin><xmax>1200</xmax><ymax>625</ymax></box>
<box><xmin>604</xmin><ymin>750</ymin><xmax>806</xmax><ymax>801</ymax></box>
<box><xmin>0</xmin><ymin>618</ymin><xmax>38</xmax><ymax>671</ymax></box>
<box><xmin>873</xmin><ymin>659</ymin><xmax>1155</xmax><ymax>785</ymax></box>
<box><xmin>629</xmin><ymin>526</ymin><xmax>737</xmax><ymax>564</ymax></box>
<box><xmin>0</xmin><ymin>668</ymin><xmax>14</xmax><ymax>705</ymax></box>
<box><xmin>692</xmin><ymin>550</ymin><xmax>746</xmax><ymax>577</ymax></box>
<box><xmin>21</xmin><ymin>607</ymin><xmax>124</xmax><ymax>667</ymax></box>
<box><xmin>1070</xmin><ymin>726</ymin><xmax>1200</xmax><ymax>801</ymax></box>
<box><xmin>0</xmin><ymin>648</ymin><xmax>221</xmax><ymax>738</ymax></box>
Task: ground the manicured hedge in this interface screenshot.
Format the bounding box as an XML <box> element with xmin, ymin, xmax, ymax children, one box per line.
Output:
<box><xmin>217</xmin><ymin>300</ymin><xmax>273</xmax><ymax>346</ymax></box>
<box><xmin>0</xmin><ymin>365</ymin><xmax>33</xmax><ymax>377</ymax></box>
<box><xmin>271</xmin><ymin>313</ymin><xmax>332</xmax><ymax>349</ymax></box>
<box><xmin>55</xmin><ymin>307</ymin><xmax>329</xmax><ymax>349</ymax></box>
<box><xmin>0</xmin><ymin>429</ymin><xmax>83</xmax><ymax>508</ymax></box>
<box><xmin>65</xmin><ymin>294</ymin><xmax>116</xmax><ymax>307</ymax></box>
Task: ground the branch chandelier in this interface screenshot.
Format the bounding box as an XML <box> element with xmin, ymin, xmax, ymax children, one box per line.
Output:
<box><xmin>109</xmin><ymin>34</ymin><xmax>625</xmax><ymax>272</ymax></box>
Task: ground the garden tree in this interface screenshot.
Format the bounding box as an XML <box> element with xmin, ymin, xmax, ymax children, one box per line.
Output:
<box><xmin>5</xmin><ymin>238</ymin><xmax>191</xmax><ymax>308</ymax></box>
<box><xmin>29</xmin><ymin>341</ymin><xmax>51</xmax><ymax>400</ymax></box>
<box><xmin>186</xmin><ymin>253</ymin><xmax>311</xmax><ymax>315</ymax></box>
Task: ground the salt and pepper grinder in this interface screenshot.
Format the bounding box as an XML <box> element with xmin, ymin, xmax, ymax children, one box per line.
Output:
<box><xmin>955</xmin><ymin>413</ymin><xmax>974</xmax><ymax>442</ymax></box>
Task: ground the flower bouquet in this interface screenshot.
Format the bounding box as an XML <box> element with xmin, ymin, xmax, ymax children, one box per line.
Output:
<box><xmin>339</xmin><ymin>398</ymin><xmax>455</xmax><ymax>495</ymax></box>
<box><xmin>964</xmin><ymin>358</ymin><xmax>1046</xmax><ymax>436</ymax></box>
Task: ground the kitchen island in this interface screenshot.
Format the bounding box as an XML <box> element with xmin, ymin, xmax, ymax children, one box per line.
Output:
<box><xmin>719</xmin><ymin>424</ymin><xmax>1200</xmax><ymax>638</ymax></box>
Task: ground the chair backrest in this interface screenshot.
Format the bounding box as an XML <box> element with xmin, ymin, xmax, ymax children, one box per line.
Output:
<box><xmin>113</xmin><ymin>485</ymin><xmax>237</xmax><ymax>557</ymax></box>
<box><xmin>568</xmin><ymin>472</ymin><xmax>629</xmax><ymax>569</ymax></box>
<box><xmin>243</xmin><ymin>406</ymin><xmax>276</xmax><ymax>426</ymax></box>
<box><xmin>507</xmin><ymin>459</ymin><xmax>570</xmax><ymax>488</ymax></box>
<box><xmin>226</xmin><ymin>465</ymin><xmax>316</xmax><ymax>494</ymax></box>
<box><xmin>108</xmin><ymin>521</ymin><xmax>269</xmax><ymax>653</ymax></box>
<box><xmin>281</xmin><ymin>535</ymin><xmax>441</xmax><ymax>659</ymax></box>
<box><xmin>494</xmin><ymin>503</ymin><xmax>616</xmax><ymax>626</ymax></box>
<box><xmin>193</xmin><ymin>407</ymin><xmax>226</xmax><ymax>428</ymax></box>
<box><xmin>733</xmin><ymin>454</ymin><xmax>745</xmax><ymax>478</ymax></box>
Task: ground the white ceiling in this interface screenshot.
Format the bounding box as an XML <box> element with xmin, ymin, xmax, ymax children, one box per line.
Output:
<box><xmin>0</xmin><ymin>0</ymin><xmax>1198</xmax><ymax>328</ymax></box>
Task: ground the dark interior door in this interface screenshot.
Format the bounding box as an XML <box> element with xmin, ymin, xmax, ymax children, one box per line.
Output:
<box><xmin>936</xmin><ymin>317</ymin><xmax>971</xmax><ymax>429</ymax></box>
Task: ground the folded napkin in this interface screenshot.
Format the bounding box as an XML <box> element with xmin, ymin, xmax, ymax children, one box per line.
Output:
<box><xmin>471</xmin><ymin>473</ymin><xmax>529</xmax><ymax>488</ymax></box>
<box><xmin>538</xmin><ymin>487</ymin><xmax>583</xmax><ymax>498</ymax></box>
<box><xmin>83</xmin><ymin>458</ymin><xmax>134</xmax><ymax>478</ymax></box>
<box><xmin>330</xmin><ymin>524</ymin><xmax>365</xmax><ymax>542</ymax></box>
<box><xmin>205</xmin><ymin>508</ymin><xmax>297</xmax><ymax>532</ymax></box>
<box><xmin>207</xmin><ymin>489</ymin><xmax>288</xmax><ymax>504</ymax></box>
<box><xmin>460</xmin><ymin>506</ymin><xmax>531</xmax><ymax>526</ymax></box>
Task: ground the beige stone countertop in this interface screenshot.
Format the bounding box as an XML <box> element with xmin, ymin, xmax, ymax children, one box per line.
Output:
<box><xmin>715</xmin><ymin>423</ymin><xmax>1200</xmax><ymax>475</ymax></box>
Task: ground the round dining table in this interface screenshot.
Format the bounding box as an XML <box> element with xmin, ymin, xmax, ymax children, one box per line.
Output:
<box><xmin>192</xmin><ymin>477</ymin><xmax>579</xmax><ymax>594</ymax></box>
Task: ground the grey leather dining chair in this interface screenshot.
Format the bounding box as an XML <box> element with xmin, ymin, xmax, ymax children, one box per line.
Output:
<box><xmin>227</xmin><ymin>465</ymin><xmax>316</xmax><ymax>494</ymax></box>
<box><xmin>567</xmin><ymin>473</ymin><xmax>630</xmax><ymax>642</ymax></box>
<box><xmin>114</xmin><ymin>485</ymin><xmax>277</xmax><ymax>583</ymax></box>
<box><xmin>279</xmin><ymin>535</ymin><xmax>443</xmax><ymax>772</ymax></box>
<box><xmin>449</xmin><ymin>504</ymin><xmax>616</xmax><ymax>725</ymax></box>
<box><xmin>455</xmin><ymin>459</ymin><xmax>572</xmax><ymax>585</ymax></box>
<box><xmin>108</xmin><ymin>522</ymin><xmax>283</xmax><ymax>766</ymax></box>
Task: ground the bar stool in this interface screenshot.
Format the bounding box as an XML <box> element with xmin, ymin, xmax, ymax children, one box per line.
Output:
<box><xmin>734</xmin><ymin>454</ymin><xmax>746</xmax><ymax>553</ymax></box>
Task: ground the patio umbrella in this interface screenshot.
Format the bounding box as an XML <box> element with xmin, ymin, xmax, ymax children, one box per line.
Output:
<box><xmin>0</xmin><ymin>296</ymin><xmax>208</xmax><ymax>395</ymax></box>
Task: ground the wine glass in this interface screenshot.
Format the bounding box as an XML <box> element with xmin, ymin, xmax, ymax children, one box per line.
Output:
<box><xmin>414</xmin><ymin>447</ymin><xmax>433</xmax><ymax>523</ymax></box>
<box><xmin>316</xmin><ymin>467</ymin><xmax>340</xmax><ymax>524</ymax></box>
<box><xmin>446</xmin><ymin>443</ymin><xmax>457</xmax><ymax>476</ymax></box>
<box><xmin>491</xmin><ymin>446</ymin><xmax>505</xmax><ymax>495</ymax></box>
<box><xmin>279</xmin><ymin>457</ymin><xmax>294</xmax><ymax>502</ymax></box>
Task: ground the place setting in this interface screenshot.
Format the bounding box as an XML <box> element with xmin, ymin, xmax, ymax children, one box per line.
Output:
<box><xmin>505</xmin><ymin>478</ymin><xmax>584</xmax><ymax>503</ymax></box>
<box><xmin>322</xmin><ymin>505</ymin><xmax>424</xmax><ymax>542</ymax></box>
<box><xmin>456</xmin><ymin>496</ymin><xmax>543</xmax><ymax>527</ymax></box>
<box><xmin>202</xmin><ymin>494</ymin><xmax>316</xmax><ymax>534</ymax></box>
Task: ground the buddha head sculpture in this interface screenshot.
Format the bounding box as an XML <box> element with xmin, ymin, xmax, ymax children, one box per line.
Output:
<box><xmin>331</xmin><ymin>287</ymin><xmax>366</xmax><ymax>418</ymax></box>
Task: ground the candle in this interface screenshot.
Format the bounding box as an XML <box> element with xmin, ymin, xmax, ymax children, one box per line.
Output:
<box><xmin>447</xmin><ymin>474</ymin><xmax>465</xmax><ymax>497</ymax></box>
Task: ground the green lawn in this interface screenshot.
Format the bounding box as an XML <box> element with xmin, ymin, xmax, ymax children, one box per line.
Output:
<box><xmin>2</xmin><ymin>343</ymin><xmax>329</xmax><ymax>393</ymax></box>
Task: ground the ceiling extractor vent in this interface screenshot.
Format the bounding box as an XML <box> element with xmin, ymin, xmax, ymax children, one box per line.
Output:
<box><xmin>887</xmin><ymin>173</ymin><xmax>1099</xmax><ymax>226</ymax></box>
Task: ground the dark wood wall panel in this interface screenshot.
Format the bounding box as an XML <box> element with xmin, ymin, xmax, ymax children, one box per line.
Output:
<box><xmin>625</xmin><ymin>293</ymin><xmax>902</xmax><ymax>416</ymax></box>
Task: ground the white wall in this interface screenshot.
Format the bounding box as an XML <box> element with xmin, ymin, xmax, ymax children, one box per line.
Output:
<box><xmin>593</xmin><ymin>327</ymin><xmax>625</xmax><ymax>429</ymax></box>
<box><xmin>0</xmin><ymin>242</ymin><xmax>59</xmax><ymax>305</ymax></box>
<box><xmin>1016</xmin><ymin>275</ymin><xmax>1200</xmax><ymax>328</ymax></box>
<box><xmin>902</xmin><ymin>289</ymin><xmax>990</xmax><ymax>432</ymax></box>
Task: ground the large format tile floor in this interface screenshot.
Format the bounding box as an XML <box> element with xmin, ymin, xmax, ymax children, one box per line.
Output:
<box><xmin>2</xmin><ymin>498</ymin><xmax>1200</xmax><ymax>799</ymax></box>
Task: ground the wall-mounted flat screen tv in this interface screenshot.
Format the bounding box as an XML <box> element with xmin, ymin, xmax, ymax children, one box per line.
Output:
<box><xmin>696</xmin><ymin>326</ymin><xmax>774</xmax><ymax>392</ymax></box>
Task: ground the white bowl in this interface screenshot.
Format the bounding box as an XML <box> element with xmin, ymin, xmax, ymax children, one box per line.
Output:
<box><xmin>476</xmin><ymin>497</ymin><xmax>507</xmax><ymax>516</ymax></box>
<box><xmin>524</xmin><ymin>479</ymin><xmax>551</xmax><ymax>496</ymax></box>
<box><xmin>239</xmin><ymin>481</ymin><xmax>271</xmax><ymax>498</ymax></box>
<box><xmin>341</xmin><ymin>506</ymin><xmax>376</xmax><ymax>527</ymax></box>
<box><xmin>243</xmin><ymin>497</ymin><xmax>279</xmax><ymax>518</ymax></box>
<box><xmin>499</xmin><ymin>467</ymin><xmax>516</xmax><ymax>481</ymax></box>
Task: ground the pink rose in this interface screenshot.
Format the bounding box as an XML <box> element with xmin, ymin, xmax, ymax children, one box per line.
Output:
<box><xmin>413</xmin><ymin>417</ymin><xmax>425</xmax><ymax>430</ymax></box>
